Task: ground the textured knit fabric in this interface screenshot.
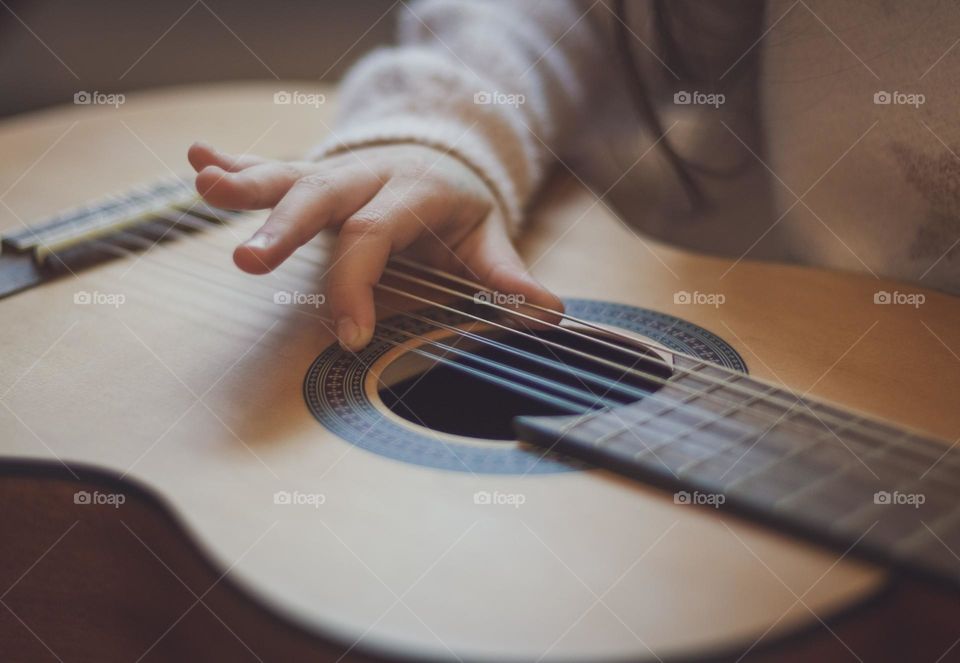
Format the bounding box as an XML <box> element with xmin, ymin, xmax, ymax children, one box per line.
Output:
<box><xmin>313</xmin><ymin>0</ymin><xmax>960</xmax><ymax>295</ymax></box>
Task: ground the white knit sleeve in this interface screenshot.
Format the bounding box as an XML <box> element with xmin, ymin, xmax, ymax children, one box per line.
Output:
<box><xmin>309</xmin><ymin>0</ymin><xmax>610</xmax><ymax>233</ymax></box>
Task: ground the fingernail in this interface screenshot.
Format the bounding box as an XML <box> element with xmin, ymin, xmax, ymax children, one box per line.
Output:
<box><xmin>336</xmin><ymin>317</ymin><xmax>361</xmax><ymax>350</ymax></box>
<box><xmin>244</xmin><ymin>233</ymin><xmax>273</xmax><ymax>250</ymax></box>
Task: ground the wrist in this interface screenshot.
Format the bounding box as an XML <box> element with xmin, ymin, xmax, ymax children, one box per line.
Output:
<box><xmin>309</xmin><ymin>117</ymin><xmax>523</xmax><ymax>232</ymax></box>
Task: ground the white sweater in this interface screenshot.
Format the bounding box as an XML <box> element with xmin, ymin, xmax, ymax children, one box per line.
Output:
<box><xmin>314</xmin><ymin>0</ymin><xmax>960</xmax><ymax>295</ymax></box>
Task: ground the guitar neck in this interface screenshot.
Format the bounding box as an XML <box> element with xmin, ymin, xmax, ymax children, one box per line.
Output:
<box><xmin>514</xmin><ymin>361</ymin><xmax>960</xmax><ymax>587</ymax></box>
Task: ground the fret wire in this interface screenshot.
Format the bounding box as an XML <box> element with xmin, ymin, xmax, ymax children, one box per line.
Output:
<box><xmin>610</xmin><ymin>379</ymin><xmax>769</xmax><ymax>452</ymax></box>
<box><xmin>581</xmin><ymin>372</ymin><xmax>912</xmax><ymax>463</ymax></box>
<box><xmin>762</xmin><ymin>429</ymin><xmax>914</xmax><ymax>514</ymax></box>
<box><xmin>657</xmin><ymin>390</ymin><xmax>914</xmax><ymax>491</ymax></box>
<box><xmin>895</xmin><ymin>505</ymin><xmax>960</xmax><ymax>556</ymax></box>
<box><xmin>623</xmin><ymin>390</ymin><xmax>776</xmax><ymax>464</ymax></box>
<box><xmin>862</xmin><ymin>427</ymin><xmax>960</xmax><ymax>472</ymax></box>
<box><xmin>869</xmin><ymin>440</ymin><xmax>944</xmax><ymax>492</ymax></box>
<box><xmin>760</xmin><ymin>425</ymin><xmax>960</xmax><ymax>540</ymax></box>
<box><xmin>664</xmin><ymin>384</ymin><xmax>786</xmax><ymax>472</ymax></box>
<box><xmin>835</xmin><ymin>431</ymin><xmax>956</xmax><ymax>515</ymax></box>
<box><xmin>610</xmin><ymin>383</ymin><xmax>953</xmax><ymax>491</ymax></box>
<box><xmin>896</xmin><ymin>468</ymin><xmax>960</xmax><ymax>500</ymax></box>
<box><xmin>593</xmin><ymin>371</ymin><xmax>737</xmax><ymax>447</ymax></box>
<box><xmin>714</xmin><ymin>411</ymin><xmax>875</xmax><ymax>492</ymax></box>
<box><xmin>817</xmin><ymin>464</ymin><xmax>960</xmax><ymax>562</ymax></box>
<box><xmin>555</xmin><ymin>359</ymin><xmax>720</xmax><ymax>436</ymax></box>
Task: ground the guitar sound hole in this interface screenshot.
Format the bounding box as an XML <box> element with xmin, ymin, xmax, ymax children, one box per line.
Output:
<box><xmin>378</xmin><ymin>328</ymin><xmax>672</xmax><ymax>441</ymax></box>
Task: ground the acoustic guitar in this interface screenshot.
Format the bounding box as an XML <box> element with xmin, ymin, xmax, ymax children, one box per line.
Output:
<box><xmin>2</xmin><ymin>82</ymin><xmax>960</xmax><ymax>663</ymax></box>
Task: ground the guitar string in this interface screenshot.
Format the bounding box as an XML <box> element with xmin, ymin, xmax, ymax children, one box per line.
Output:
<box><xmin>377</xmin><ymin>320</ymin><xmax>622</xmax><ymax>410</ymax></box>
<box><xmin>110</xmin><ymin>210</ymin><xmax>947</xmax><ymax>462</ymax></box>
<box><xmin>35</xmin><ymin>181</ymin><xmax>921</xmax><ymax>425</ymax></box>
<box><xmin>182</xmin><ymin>209</ymin><xmax>924</xmax><ymax>449</ymax></box>
<box><xmin>373</xmin><ymin>301</ymin><xmax>654</xmax><ymax>402</ymax></box>
<box><xmin>129</xmin><ymin>214</ymin><xmax>649</xmax><ymax>409</ymax></box>
<box><xmin>70</xmin><ymin>224</ymin><xmax>960</xmax><ymax>543</ymax></box>
<box><xmin>376</xmin><ymin>281</ymin><xmax>954</xmax><ymax>470</ymax></box>
<box><xmin>104</xmin><ymin>232</ymin><xmax>822</xmax><ymax>485</ymax></box>
<box><xmin>80</xmin><ymin>236</ymin><xmax>960</xmax><ymax>507</ymax></box>
<box><xmin>90</xmin><ymin>231</ymin><xmax>839</xmax><ymax>482</ymax></box>
<box><xmin>30</xmin><ymin>176</ymin><xmax>944</xmax><ymax>464</ymax></box>
<box><xmin>101</xmin><ymin>229</ymin><xmax>817</xmax><ymax>478</ymax></box>
<box><xmin>103</xmin><ymin>234</ymin><xmax>960</xmax><ymax>499</ymax></box>
<box><xmin>105</xmin><ymin>224</ymin><xmax>799</xmax><ymax>423</ymax></box>
<box><xmin>94</xmin><ymin>225</ymin><xmax>800</xmax><ymax>440</ymax></box>
<box><xmin>370</xmin><ymin>281</ymin><xmax>910</xmax><ymax>464</ymax></box>
<box><xmin>82</xmin><ymin>217</ymin><xmax>958</xmax><ymax>472</ymax></box>
<box><xmin>273</xmin><ymin>222</ymin><xmax>950</xmax><ymax>458</ymax></box>
<box><xmin>87</xmin><ymin>233</ymin><xmax>628</xmax><ymax>414</ymax></box>
<box><xmin>90</xmin><ymin>200</ymin><xmax>882</xmax><ymax>423</ymax></box>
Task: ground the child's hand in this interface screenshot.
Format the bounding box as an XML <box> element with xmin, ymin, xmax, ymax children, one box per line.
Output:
<box><xmin>187</xmin><ymin>142</ymin><xmax>561</xmax><ymax>350</ymax></box>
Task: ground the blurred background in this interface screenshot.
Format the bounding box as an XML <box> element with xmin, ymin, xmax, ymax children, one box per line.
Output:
<box><xmin>0</xmin><ymin>0</ymin><xmax>396</xmax><ymax>117</ymax></box>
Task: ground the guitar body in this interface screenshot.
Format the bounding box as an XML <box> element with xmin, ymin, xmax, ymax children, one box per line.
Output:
<box><xmin>2</xmin><ymin>83</ymin><xmax>960</xmax><ymax>662</ymax></box>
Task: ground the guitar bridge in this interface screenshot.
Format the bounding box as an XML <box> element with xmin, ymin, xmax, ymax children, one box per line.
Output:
<box><xmin>0</xmin><ymin>177</ymin><xmax>236</xmax><ymax>299</ymax></box>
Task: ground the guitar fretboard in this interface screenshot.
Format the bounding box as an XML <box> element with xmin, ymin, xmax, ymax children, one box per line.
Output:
<box><xmin>515</xmin><ymin>361</ymin><xmax>960</xmax><ymax>586</ymax></box>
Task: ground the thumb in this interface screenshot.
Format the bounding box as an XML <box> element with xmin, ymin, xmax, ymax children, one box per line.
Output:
<box><xmin>456</xmin><ymin>220</ymin><xmax>564</xmax><ymax>326</ymax></box>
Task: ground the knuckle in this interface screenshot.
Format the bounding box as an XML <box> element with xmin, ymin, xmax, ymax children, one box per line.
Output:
<box><xmin>295</xmin><ymin>172</ymin><xmax>335</xmax><ymax>192</ymax></box>
<box><xmin>428</xmin><ymin>183</ymin><xmax>458</xmax><ymax>209</ymax></box>
<box><xmin>394</xmin><ymin>166</ymin><xmax>447</xmax><ymax>195</ymax></box>
<box><xmin>405</xmin><ymin>181</ymin><xmax>458</xmax><ymax>221</ymax></box>
<box><xmin>394</xmin><ymin>160</ymin><xmax>433</xmax><ymax>185</ymax></box>
<box><xmin>341</xmin><ymin>213</ymin><xmax>385</xmax><ymax>238</ymax></box>
<box><xmin>281</xmin><ymin>162</ymin><xmax>305</xmax><ymax>177</ymax></box>
<box><xmin>407</xmin><ymin>162</ymin><xmax>433</xmax><ymax>180</ymax></box>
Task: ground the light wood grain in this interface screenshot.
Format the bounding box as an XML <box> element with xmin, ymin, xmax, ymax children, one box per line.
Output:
<box><xmin>2</xmin><ymin>81</ymin><xmax>959</xmax><ymax>661</ymax></box>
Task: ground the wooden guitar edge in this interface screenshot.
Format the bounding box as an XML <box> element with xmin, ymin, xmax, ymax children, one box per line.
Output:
<box><xmin>4</xmin><ymin>458</ymin><xmax>958</xmax><ymax>663</ymax></box>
